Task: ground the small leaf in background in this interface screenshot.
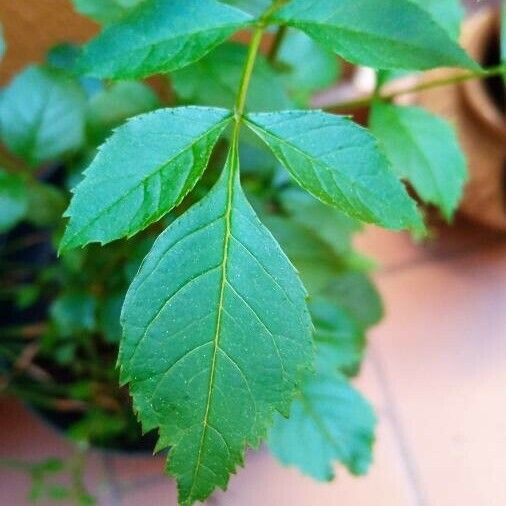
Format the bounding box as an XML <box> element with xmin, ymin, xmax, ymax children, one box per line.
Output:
<box><xmin>50</xmin><ymin>292</ymin><xmax>97</xmax><ymax>336</ymax></box>
<box><xmin>86</xmin><ymin>81</ymin><xmax>160</xmax><ymax>142</ymax></box>
<box><xmin>310</xmin><ymin>298</ymin><xmax>365</xmax><ymax>377</ymax></box>
<box><xmin>274</xmin><ymin>0</ymin><xmax>477</xmax><ymax>71</ymax></box>
<box><xmin>72</xmin><ymin>0</ymin><xmax>147</xmax><ymax>25</ymax></box>
<box><xmin>0</xmin><ymin>169</ymin><xmax>28</xmax><ymax>233</ymax></box>
<box><xmin>279</xmin><ymin>188</ymin><xmax>361</xmax><ymax>257</ymax></box>
<box><xmin>26</xmin><ymin>182</ymin><xmax>67</xmax><ymax>227</ymax></box>
<box><xmin>120</xmin><ymin>150</ymin><xmax>312</xmax><ymax>505</ymax></box>
<box><xmin>322</xmin><ymin>272</ymin><xmax>384</xmax><ymax>332</ymax></box>
<box><xmin>0</xmin><ymin>66</ymin><xmax>86</xmax><ymax>166</ymax></box>
<box><xmin>268</xmin><ymin>370</ymin><xmax>376</xmax><ymax>481</ymax></box>
<box><xmin>98</xmin><ymin>293</ymin><xmax>124</xmax><ymax>343</ymax></box>
<box><xmin>79</xmin><ymin>0</ymin><xmax>252</xmax><ymax>79</ymax></box>
<box><xmin>46</xmin><ymin>43</ymin><xmax>82</xmax><ymax>73</ymax></box>
<box><xmin>264</xmin><ymin>215</ymin><xmax>347</xmax><ymax>294</ymax></box>
<box><xmin>277</xmin><ymin>29</ymin><xmax>340</xmax><ymax>106</ymax></box>
<box><xmin>61</xmin><ymin>107</ymin><xmax>232</xmax><ymax>251</ymax></box>
<box><xmin>370</xmin><ymin>102</ymin><xmax>467</xmax><ymax>221</ymax></box>
<box><xmin>246</xmin><ymin>111</ymin><xmax>425</xmax><ymax>233</ymax></box>
<box><xmin>172</xmin><ymin>42</ymin><xmax>293</xmax><ymax>111</ymax></box>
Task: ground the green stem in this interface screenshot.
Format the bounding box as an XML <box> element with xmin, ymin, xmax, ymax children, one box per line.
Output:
<box><xmin>234</xmin><ymin>0</ymin><xmax>287</xmax><ymax>121</ymax></box>
<box><xmin>235</xmin><ymin>26</ymin><xmax>265</xmax><ymax>121</ymax></box>
<box><xmin>323</xmin><ymin>64</ymin><xmax>506</xmax><ymax>111</ymax></box>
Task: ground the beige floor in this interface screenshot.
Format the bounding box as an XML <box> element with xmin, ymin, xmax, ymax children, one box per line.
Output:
<box><xmin>1</xmin><ymin>219</ymin><xmax>505</xmax><ymax>506</ymax></box>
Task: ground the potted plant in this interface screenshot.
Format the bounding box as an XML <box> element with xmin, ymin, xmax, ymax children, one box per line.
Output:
<box><xmin>0</xmin><ymin>1</ymin><xmax>504</xmax><ymax>505</ymax></box>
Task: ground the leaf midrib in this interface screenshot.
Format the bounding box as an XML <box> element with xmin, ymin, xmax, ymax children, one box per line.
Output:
<box><xmin>188</xmin><ymin>153</ymin><xmax>236</xmax><ymax>501</ymax></box>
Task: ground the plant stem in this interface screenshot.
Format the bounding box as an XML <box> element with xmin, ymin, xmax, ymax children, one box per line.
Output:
<box><xmin>322</xmin><ymin>64</ymin><xmax>506</xmax><ymax>111</ymax></box>
<box><xmin>235</xmin><ymin>0</ymin><xmax>287</xmax><ymax>120</ymax></box>
<box><xmin>268</xmin><ymin>25</ymin><xmax>287</xmax><ymax>63</ymax></box>
<box><xmin>235</xmin><ymin>27</ymin><xmax>264</xmax><ymax>120</ymax></box>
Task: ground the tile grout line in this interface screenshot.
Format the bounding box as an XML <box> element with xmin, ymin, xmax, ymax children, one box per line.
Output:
<box><xmin>368</xmin><ymin>344</ymin><xmax>429</xmax><ymax>506</ymax></box>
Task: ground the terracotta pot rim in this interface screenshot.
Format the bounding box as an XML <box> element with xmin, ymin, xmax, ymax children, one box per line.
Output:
<box><xmin>460</xmin><ymin>7</ymin><xmax>506</xmax><ymax>138</ymax></box>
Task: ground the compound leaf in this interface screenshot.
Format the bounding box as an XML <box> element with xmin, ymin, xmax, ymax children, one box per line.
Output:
<box><xmin>0</xmin><ymin>66</ymin><xmax>86</xmax><ymax>166</ymax></box>
<box><xmin>61</xmin><ymin>107</ymin><xmax>232</xmax><ymax>251</ymax></box>
<box><xmin>120</xmin><ymin>148</ymin><xmax>313</xmax><ymax>505</ymax></box>
<box><xmin>268</xmin><ymin>369</ymin><xmax>376</xmax><ymax>481</ymax></box>
<box><xmin>0</xmin><ymin>169</ymin><xmax>28</xmax><ymax>233</ymax></box>
<box><xmin>274</xmin><ymin>0</ymin><xmax>477</xmax><ymax>71</ymax></box>
<box><xmin>370</xmin><ymin>102</ymin><xmax>467</xmax><ymax>220</ymax></box>
<box><xmin>246</xmin><ymin>111</ymin><xmax>424</xmax><ymax>232</ymax></box>
<box><xmin>79</xmin><ymin>0</ymin><xmax>253</xmax><ymax>79</ymax></box>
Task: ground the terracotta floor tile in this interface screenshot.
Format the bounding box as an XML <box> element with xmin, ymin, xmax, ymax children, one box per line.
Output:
<box><xmin>371</xmin><ymin>243</ymin><xmax>506</xmax><ymax>506</ymax></box>
<box><xmin>0</xmin><ymin>399</ymin><xmax>111</xmax><ymax>505</ymax></box>
<box><xmin>212</xmin><ymin>358</ymin><xmax>415</xmax><ymax>506</ymax></box>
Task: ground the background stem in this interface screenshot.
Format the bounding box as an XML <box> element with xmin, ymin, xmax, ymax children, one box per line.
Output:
<box><xmin>321</xmin><ymin>65</ymin><xmax>506</xmax><ymax>111</ymax></box>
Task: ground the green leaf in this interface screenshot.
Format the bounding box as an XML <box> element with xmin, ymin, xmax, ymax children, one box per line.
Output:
<box><xmin>72</xmin><ymin>0</ymin><xmax>147</xmax><ymax>24</ymax></box>
<box><xmin>263</xmin><ymin>215</ymin><xmax>346</xmax><ymax>295</ymax></box>
<box><xmin>221</xmin><ymin>0</ymin><xmax>269</xmax><ymax>16</ymax></box>
<box><xmin>277</xmin><ymin>30</ymin><xmax>340</xmax><ymax>106</ymax></box>
<box><xmin>26</xmin><ymin>182</ymin><xmax>66</xmax><ymax>227</ymax></box>
<box><xmin>119</xmin><ymin>149</ymin><xmax>313</xmax><ymax>505</ymax></box>
<box><xmin>246</xmin><ymin>111</ymin><xmax>424</xmax><ymax>232</ymax></box>
<box><xmin>310</xmin><ymin>298</ymin><xmax>364</xmax><ymax>377</ymax></box>
<box><xmin>268</xmin><ymin>370</ymin><xmax>376</xmax><ymax>480</ymax></box>
<box><xmin>411</xmin><ymin>0</ymin><xmax>464</xmax><ymax>40</ymax></box>
<box><xmin>60</xmin><ymin>107</ymin><xmax>232</xmax><ymax>251</ymax></box>
<box><xmin>274</xmin><ymin>0</ymin><xmax>477</xmax><ymax>71</ymax></box>
<box><xmin>322</xmin><ymin>272</ymin><xmax>383</xmax><ymax>331</ymax></box>
<box><xmin>279</xmin><ymin>188</ymin><xmax>360</xmax><ymax>257</ymax></box>
<box><xmin>87</xmin><ymin>81</ymin><xmax>160</xmax><ymax>141</ymax></box>
<box><xmin>79</xmin><ymin>0</ymin><xmax>253</xmax><ymax>79</ymax></box>
<box><xmin>172</xmin><ymin>42</ymin><xmax>293</xmax><ymax>112</ymax></box>
<box><xmin>370</xmin><ymin>102</ymin><xmax>467</xmax><ymax>220</ymax></box>
<box><xmin>50</xmin><ymin>292</ymin><xmax>97</xmax><ymax>336</ymax></box>
<box><xmin>0</xmin><ymin>169</ymin><xmax>28</xmax><ymax>232</ymax></box>
<box><xmin>0</xmin><ymin>66</ymin><xmax>86</xmax><ymax>166</ymax></box>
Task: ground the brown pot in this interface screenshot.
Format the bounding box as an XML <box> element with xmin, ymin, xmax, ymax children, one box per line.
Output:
<box><xmin>413</xmin><ymin>8</ymin><xmax>506</xmax><ymax>231</ymax></box>
<box><xmin>0</xmin><ymin>0</ymin><xmax>97</xmax><ymax>84</ymax></box>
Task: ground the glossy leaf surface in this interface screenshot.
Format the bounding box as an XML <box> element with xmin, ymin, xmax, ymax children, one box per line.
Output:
<box><xmin>246</xmin><ymin>111</ymin><xmax>424</xmax><ymax>232</ymax></box>
<box><xmin>61</xmin><ymin>107</ymin><xmax>232</xmax><ymax>250</ymax></box>
<box><xmin>0</xmin><ymin>66</ymin><xmax>86</xmax><ymax>166</ymax></box>
<box><xmin>274</xmin><ymin>0</ymin><xmax>476</xmax><ymax>71</ymax></box>
<box><xmin>79</xmin><ymin>0</ymin><xmax>252</xmax><ymax>79</ymax></box>
<box><xmin>120</xmin><ymin>149</ymin><xmax>313</xmax><ymax>505</ymax></box>
<box><xmin>370</xmin><ymin>103</ymin><xmax>467</xmax><ymax>220</ymax></box>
